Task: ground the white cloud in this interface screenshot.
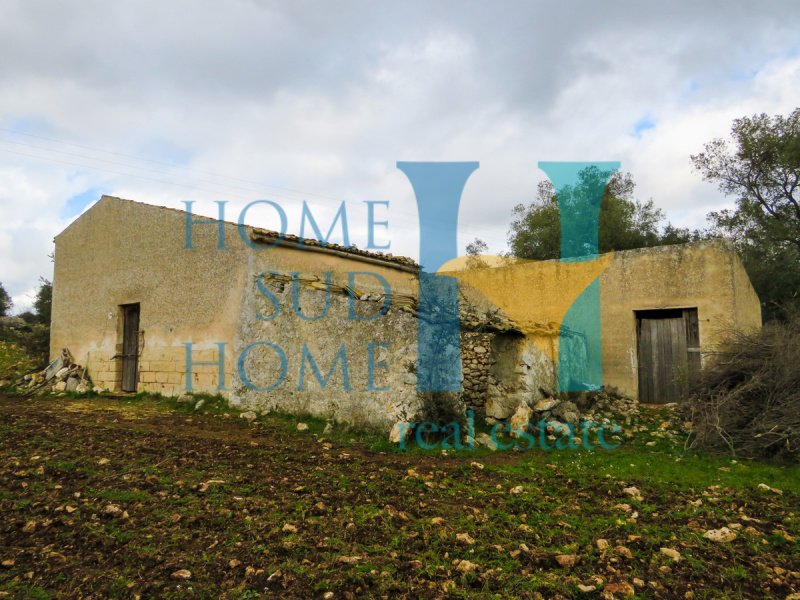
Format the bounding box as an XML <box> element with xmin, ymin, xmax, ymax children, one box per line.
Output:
<box><xmin>0</xmin><ymin>0</ymin><xmax>799</xmax><ymax>305</ymax></box>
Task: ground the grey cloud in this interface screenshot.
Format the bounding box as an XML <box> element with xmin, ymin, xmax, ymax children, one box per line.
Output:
<box><xmin>1</xmin><ymin>0</ymin><xmax>799</xmax><ymax>304</ymax></box>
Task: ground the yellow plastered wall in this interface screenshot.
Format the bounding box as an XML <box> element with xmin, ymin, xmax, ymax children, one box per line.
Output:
<box><xmin>443</xmin><ymin>240</ymin><xmax>761</xmax><ymax>400</ymax></box>
<box><xmin>598</xmin><ymin>240</ymin><xmax>761</xmax><ymax>398</ymax></box>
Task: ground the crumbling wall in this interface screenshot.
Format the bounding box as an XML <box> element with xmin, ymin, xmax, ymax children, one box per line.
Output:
<box><xmin>484</xmin><ymin>333</ymin><xmax>557</xmax><ymax>419</ymax></box>
<box><xmin>460</xmin><ymin>331</ymin><xmax>493</xmax><ymax>408</ymax></box>
<box><xmin>230</xmin><ymin>270</ymin><xmax>420</xmax><ymax>427</ymax></box>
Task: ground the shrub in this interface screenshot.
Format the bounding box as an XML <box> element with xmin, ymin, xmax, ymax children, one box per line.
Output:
<box><xmin>0</xmin><ymin>318</ymin><xmax>49</xmax><ymax>365</ymax></box>
<box><xmin>685</xmin><ymin>317</ymin><xmax>800</xmax><ymax>463</ymax></box>
<box><xmin>416</xmin><ymin>392</ymin><xmax>467</xmax><ymax>444</ymax></box>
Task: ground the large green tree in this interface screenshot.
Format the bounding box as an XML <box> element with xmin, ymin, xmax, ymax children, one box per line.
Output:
<box><xmin>0</xmin><ymin>282</ymin><xmax>11</xmax><ymax>317</ymax></box>
<box><xmin>692</xmin><ymin>109</ymin><xmax>800</xmax><ymax>321</ymax></box>
<box><xmin>34</xmin><ymin>278</ymin><xmax>52</xmax><ymax>325</ymax></box>
<box><xmin>508</xmin><ymin>170</ymin><xmax>697</xmax><ymax>260</ymax></box>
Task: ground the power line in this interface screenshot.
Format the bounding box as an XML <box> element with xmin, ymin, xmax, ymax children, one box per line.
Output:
<box><xmin>0</xmin><ymin>137</ymin><xmax>509</xmax><ymax>250</ymax></box>
<box><xmin>0</xmin><ymin>146</ymin><xmax>251</xmax><ymax>199</ymax></box>
<box><xmin>0</xmin><ymin>127</ymin><xmax>343</xmax><ymax>202</ymax></box>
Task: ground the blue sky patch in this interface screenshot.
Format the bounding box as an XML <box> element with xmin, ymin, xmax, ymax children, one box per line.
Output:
<box><xmin>728</xmin><ymin>67</ymin><xmax>759</xmax><ymax>82</ymax></box>
<box><xmin>4</xmin><ymin>114</ymin><xmax>57</xmax><ymax>135</ymax></box>
<box><xmin>137</xmin><ymin>138</ymin><xmax>194</xmax><ymax>166</ymax></box>
<box><xmin>632</xmin><ymin>115</ymin><xmax>656</xmax><ymax>137</ymax></box>
<box><xmin>62</xmin><ymin>187</ymin><xmax>104</xmax><ymax>218</ymax></box>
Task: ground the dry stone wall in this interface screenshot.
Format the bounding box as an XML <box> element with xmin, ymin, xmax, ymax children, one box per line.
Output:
<box><xmin>459</xmin><ymin>331</ymin><xmax>493</xmax><ymax>408</ymax></box>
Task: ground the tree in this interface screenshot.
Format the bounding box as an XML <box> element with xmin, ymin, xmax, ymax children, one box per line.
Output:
<box><xmin>0</xmin><ymin>282</ymin><xmax>10</xmax><ymax>317</ymax></box>
<box><xmin>692</xmin><ymin>109</ymin><xmax>800</xmax><ymax>320</ymax></box>
<box><xmin>465</xmin><ymin>238</ymin><xmax>488</xmax><ymax>257</ymax></box>
<box><xmin>508</xmin><ymin>170</ymin><xmax>696</xmax><ymax>260</ymax></box>
<box><xmin>34</xmin><ymin>278</ymin><xmax>52</xmax><ymax>324</ymax></box>
<box><xmin>18</xmin><ymin>311</ymin><xmax>37</xmax><ymax>324</ymax></box>
<box><xmin>465</xmin><ymin>238</ymin><xmax>489</xmax><ymax>269</ymax></box>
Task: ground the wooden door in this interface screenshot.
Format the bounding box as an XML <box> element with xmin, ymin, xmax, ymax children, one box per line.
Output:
<box><xmin>636</xmin><ymin>308</ymin><xmax>699</xmax><ymax>404</ymax></box>
<box><xmin>121</xmin><ymin>304</ymin><xmax>140</xmax><ymax>392</ymax></box>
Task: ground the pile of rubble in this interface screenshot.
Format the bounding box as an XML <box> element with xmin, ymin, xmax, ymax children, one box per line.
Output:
<box><xmin>475</xmin><ymin>388</ymin><xmax>640</xmax><ymax>449</ymax></box>
<box><xmin>390</xmin><ymin>386</ymin><xmax>641</xmax><ymax>446</ymax></box>
<box><xmin>540</xmin><ymin>387</ymin><xmax>639</xmax><ymax>424</ymax></box>
<box><xmin>14</xmin><ymin>348</ymin><xmax>94</xmax><ymax>395</ymax></box>
<box><xmin>500</xmin><ymin>387</ymin><xmax>639</xmax><ymax>429</ymax></box>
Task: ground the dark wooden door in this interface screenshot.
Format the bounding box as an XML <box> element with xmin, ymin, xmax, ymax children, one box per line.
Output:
<box><xmin>121</xmin><ymin>304</ymin><xmax>140</xmax><ymax>392</ymax></box>
<box><xmin>636</xmin><ymin>308</ymin><xmax>699</xmax><ymax>404</ymax></box>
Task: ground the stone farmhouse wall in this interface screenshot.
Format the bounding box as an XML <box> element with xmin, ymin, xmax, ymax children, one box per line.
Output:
<box><xmin>51</xmin><ymin>196</ymin><xmax>422</xmax><ymax>427</ymax></box>
<box><xmin>52</xmin><ymin>196</ymin><xmax>762</xmax><ymax>426</ymax></box>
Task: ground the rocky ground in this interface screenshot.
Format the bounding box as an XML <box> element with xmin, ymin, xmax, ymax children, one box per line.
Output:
<box><xmin>0</xmin><ymin>393</ymin><xmax>798</xmax><ymax>599</ymax></box>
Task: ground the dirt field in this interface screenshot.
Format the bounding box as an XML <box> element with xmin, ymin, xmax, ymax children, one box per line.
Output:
<box><xmin>0</xmin><ymin>394</ymin><xmax>798</xmax><ymax>599</ymax></box>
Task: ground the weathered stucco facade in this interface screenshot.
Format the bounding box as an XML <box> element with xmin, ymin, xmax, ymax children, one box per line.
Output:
<box><xmin>51</xmin><ymin>196</ymin><xmax>423</xmax><ymax>426</ymax></box>
<box><xmin>596</xmin><ymin>241</ymin><xmax>761</xmax><ymax>399</ymax></box>
<box><xmin>51</xmin><ymin>196</ymin><xmax>761</xmax><ymax>426</ymax></box>
<box><xmin>446</xmin><ymin>239</ymin><xmax>761</xmax><ymax>410</ymax></box>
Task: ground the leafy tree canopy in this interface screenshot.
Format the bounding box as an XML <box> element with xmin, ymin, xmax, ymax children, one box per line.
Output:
<box><xmin>692</xmin><ymin>109</ymin><xmax>800</xmax><ymax>320</ymax></box>
<box><xmin>34</xmin><ymin>278</ymin><xmax>52</xmax><ymax>325</ymax></box>
<box><xmin>508</xmin><ymin>169</ymin><xmax>698</xmax><ymax>260</ymax></box>
<box><xmin>0</xmin><ymin>282</ymin><xmax>11</xmax><ymax>317</ymax></box>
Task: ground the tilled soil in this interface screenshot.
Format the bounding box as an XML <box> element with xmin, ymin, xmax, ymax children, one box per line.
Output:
<box><xmin>0</xmin><ymin>394</ymin><xmax>798</xmax><ymax>599</ymax></box>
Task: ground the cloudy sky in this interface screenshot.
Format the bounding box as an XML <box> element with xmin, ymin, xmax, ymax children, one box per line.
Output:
<box><xmin>1</xmin><ymin>0</ymin><xmax>798</xmax><ymax>312</ymax></box>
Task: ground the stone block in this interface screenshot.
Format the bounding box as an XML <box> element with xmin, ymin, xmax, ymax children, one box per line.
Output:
<box><xmin>485</xmin><ymin>391</ymin><xmax>531</xmax><ymax>419</ymax></box>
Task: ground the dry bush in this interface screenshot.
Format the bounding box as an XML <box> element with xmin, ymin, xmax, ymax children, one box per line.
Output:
<box><xmin>686</xmin><ymin>317</ymin><xmax>800</xmax><ymax>463</ymax></box>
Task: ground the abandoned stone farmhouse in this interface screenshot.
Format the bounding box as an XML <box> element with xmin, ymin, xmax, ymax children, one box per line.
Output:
<box><xmin>50</xmin><ymin>196</ymin><xmax>761</xmax><ymax>426</ymax></box>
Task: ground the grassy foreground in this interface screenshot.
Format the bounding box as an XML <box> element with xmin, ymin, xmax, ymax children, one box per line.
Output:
<box><xmin>0</xmin><ymin>393</ymin><xmax>798</xmax><ymax>599</ymax></box>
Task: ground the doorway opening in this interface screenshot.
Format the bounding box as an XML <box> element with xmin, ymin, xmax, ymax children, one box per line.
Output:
<box><xmin>119</xmin><ymin>303</ymin><xmax>140</xmax><ymax>392</ymax></box>
<box><xmin>636</xmin><ymin>308</ymin><xmax>700</xmax><ymax>404</ymax></box>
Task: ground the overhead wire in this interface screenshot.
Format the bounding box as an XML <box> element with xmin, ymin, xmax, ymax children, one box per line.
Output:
<box><xmin>0</xmin><ymin>129</ymin><xmax>507</xmax><ymax>251</ymax></box>
<box><xmin>0</xmin><ymin>126</ymin><xmax>341</xmax><ymax>202</ymax></box>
